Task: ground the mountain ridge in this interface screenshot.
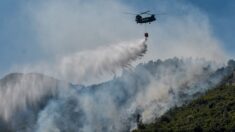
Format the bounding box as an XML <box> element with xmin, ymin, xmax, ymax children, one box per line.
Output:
<box><xmin>134</xmin><ymin>60</ymin><xmax>235</xmax><ymax>132</ymax></box>
<box><xmin>0</xmin><ymin>58</ymin><xmax>234</xmax><ymax>131</ymax></box>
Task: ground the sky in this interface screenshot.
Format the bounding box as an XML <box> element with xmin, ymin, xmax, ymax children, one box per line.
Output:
<box><xmin>0</xmin><ymin>0</ymin><xmax>234</xmax><ymax>78</ymax></box>
<box><xmin>124</xmin><ymin>0</ymin><xmax>235</xmax><ymax>51</ymax></box>
<box><xmin>190</xmin><ymin>0</ymin><xmax>235</xmax><ymax>53</ymax></box>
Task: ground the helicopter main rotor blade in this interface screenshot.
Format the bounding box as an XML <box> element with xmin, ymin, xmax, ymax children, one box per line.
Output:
<box><xmin>155</xmin><ymin>12</ymin><xmax>167</xmax><ymax>15</ymax></box>
<box><xmin>140</xmin><ymin>10</ymin><xmax>150</xmax><ymax>14</ymax></box>
<box><xmin>123</xmin><ymin>12</ymin><xmax>137</xmax><ymax>15</ymax></box>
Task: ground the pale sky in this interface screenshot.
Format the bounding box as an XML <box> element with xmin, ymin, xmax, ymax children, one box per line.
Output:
<box><xmin>0</xmin><ymin>0</ymin><xmax>234</xmax><ymax>77</ymax></box>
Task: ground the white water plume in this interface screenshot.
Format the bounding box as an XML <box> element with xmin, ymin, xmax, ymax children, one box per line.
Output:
<box><xmin>16</xmin><ymin>39</ymin><xmax>147</xmax><ymax>84</ymax></box>
<box><xmin>0</xmin><ymin>39</ymin><xmax>147</xmax><ymax>122</ymax></box>
<box><xmin>57</xmin><ymin>39</ymin><xmax>147</xmax><ymax>83</ymax></box>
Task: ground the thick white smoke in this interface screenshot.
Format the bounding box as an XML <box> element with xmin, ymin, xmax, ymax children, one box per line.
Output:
<box><xmin>33</xmin><ymin>58</ymin><xmax>230</xmax><ymax>132</ymax></box>
<box><xmin>130</xmin><ymin>59</ymin><xmax>221</xmax><ymax>123</ymax></box>
<box><xmin>0</xmin><ymin>58</ymin><xmax>233</xmax><ymax>132</ymax></box>
<box><xmin>0</xmin><ymin>73</ymin><xmax>61</xmax><ymax>121</ymax></box>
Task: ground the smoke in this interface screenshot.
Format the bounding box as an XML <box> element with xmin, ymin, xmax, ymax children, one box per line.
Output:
<box><xmin>34</xmin><ymin>59</ymin><xmax>232</xmax><ymax>132</ymax></box>
<box><xmin>1</xmin><ymin>58</ymin><xmax>234</xmax><ymax>132</ymax></box>
<box><xmin>0</xmin><ymin>73</ymin><xmax>61</xmax><ymax>121</ymax></box>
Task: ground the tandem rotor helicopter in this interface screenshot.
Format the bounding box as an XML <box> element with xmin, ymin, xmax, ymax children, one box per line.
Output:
<box><xmin>135</xmin><ymin>11</ymin><xmax>156</xmax><ymax>24</ymax></box>
<box><xmin>125</xmin><ymin>10</ymin><xmax>164</xmax><ymax>39</ymax></box>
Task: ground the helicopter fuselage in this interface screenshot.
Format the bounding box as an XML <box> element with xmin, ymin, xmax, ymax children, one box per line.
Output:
<box><xmin>135</xmin><ymin>15</ymin><xmax>156</xmax><ymax>24</ymax></box>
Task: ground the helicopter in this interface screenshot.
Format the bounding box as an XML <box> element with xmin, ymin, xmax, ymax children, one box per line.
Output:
<box><xmin>125</xmin><ymin>11</ymin><xmax>162</xmax><ymax>39</ymax></box>
<box><xmin>124</xmin><ymin>11</ymin><xmax>157</xmax><ymax>24</ymax></box>
<box><xmin>135</xmin><ymin>11</ymin><xmax>156</xmax><ymax>24</ymax></box>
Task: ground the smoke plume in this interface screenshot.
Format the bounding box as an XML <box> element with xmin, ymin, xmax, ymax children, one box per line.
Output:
<box><xmin>34</xmin><ymin>59</ymin><xmax>232</xmax><ymax>132</ymax></box>
<box><xmin>0</xmin><ymin>73</ymin><xmax>62</xmax><ymax>122</ymax></box>
<box><xmin>1</xmin><ymin>58</ymin><xmax>234</xmax><ymax>132</ymax></box>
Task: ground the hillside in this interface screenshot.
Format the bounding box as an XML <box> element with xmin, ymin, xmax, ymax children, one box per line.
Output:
<box><xmin>0</xmin><ymin>59</ymin><xmax>234</xmax><ymax>131</ymax></box>
<box><xmin>134</xmin><ymin>83</ymin><xmax>235</xmax><ymax>131</ymax></box>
